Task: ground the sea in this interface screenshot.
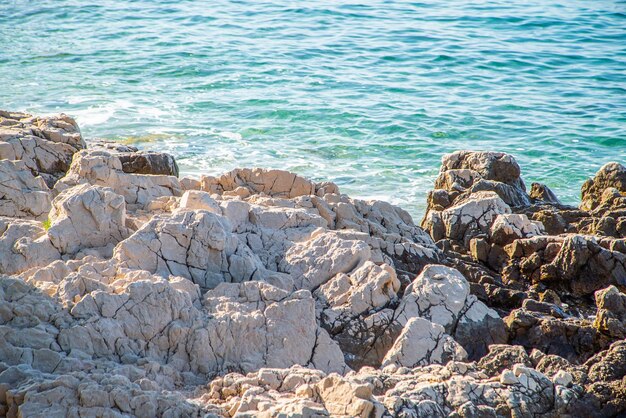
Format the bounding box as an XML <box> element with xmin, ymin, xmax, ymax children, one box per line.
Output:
<box><xmin>1</xmin><ymin>0</ymin><xmax>625</xmax><ymax>216</ymax></box>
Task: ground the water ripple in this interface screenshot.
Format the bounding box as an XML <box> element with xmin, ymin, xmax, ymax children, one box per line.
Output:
<box><xmin>1</xmin><ymin>0</ymin><xmax>625</xmax><ymax>216</ymax></box>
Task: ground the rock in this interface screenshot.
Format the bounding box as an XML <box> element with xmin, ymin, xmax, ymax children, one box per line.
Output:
<box><xmin>553</xmin><ymin>370</ymin><xmax>573</xmax><ymax>387</ymax></box>
<box><xmin>2</xmin><ymin>110</ymin><xmax>624</xmax><ymax>417</ymax></box>
<box><xmin>522</xmin><ymin>298</ymin><xmax>565</xmax><ymax>319</ymax></box>
<box><xmin>453</xmin><ymin>298</ymin><xmax>508</xmax><ymax>360</ymax></box>
<box><xmin>424</xmin><ymin>191</ymin><xmax>511</xmax><ymax>245</ymax></box>
<box><xmin>477</xmin><ymin>345</ymin><xmax>532</xmax><ymax>376</ymax></box>
<box><xmin>179</xmin><ymin>190</ymin><xmax>221</xmax><ymax>214</ymax></box>
<box><xmin>0</xmin><ymin>217</ymin><xmax>60</xmax><ymax>275</ymax></box>
<box><xmin>422</xmin><ymin>151</ymin><xmax>530</xmax><ymax>231</ymax></box>
<box><xmin>581</xmin><ymin>162</ymin><xmax>626</xmax><ymax>212</ymax></box>
<box><xmin>279</xmin><ymin>230</ymin><xmax>371</xmax><ymax>291</ymax></box>
<box><xmin>201</xmin><ymin>168</ymin><xmax>337</xmax><ymax>198</ymax></box>
<box><xmin>595</xmin><ymin>285</ymin><xmax>626</xmax><ymax>318</ymax></box>
<box><xmin>315</xmin><ymin>374</ymin><xmax>376</xmax><ymax>418</ymax></box>
<box><xmin>0</xmin><ymin>111</ymin><xmax>84</xmax><ymax>186</ymax></box>
<box><xmin>180</xmin><ymin>176</ymin><xmax>201</xmax><ymax>191</ymax></box>
<box><xmin>55</xmin><ymin>150</ymin><xmax>182</xmax><ymax>208</ymax></box>
<box><xmin>489</xmin><ymin>213</ymin><xmax>545</xmax><ymax>246</ymax></box>
<box><xmin>441</xmin><ymin>151</ymin><xmax>526</xmax><ymax>190</ymax></box>
<box><xmin>90</xmin><ymin>139</ymin><xmax>179</xmax><ymax>176</ymax></box>
<box><xmin>0</xmin><ymin>160</ymin><xmax>51</xmax><ymax>220</ymax></box>
<box><xmin>114</xmin><ymin>210</ymin><xmax>268</xmax><ymax>290</ymax></box>
<box><xmin>395</xmin><ymin>265</ymin><xmax>507</xmax><ymax>360</ymax></box>
<box><xmin>566</xmin><ymin>341</ymin><xmax>626</xmax><ymax>417</ymax></box>
<box><xmin>382</xmin><ymin>317</ymin><xmax>467</xmax><ymax>368</ymax></box>
<box><xmin>539</xmin><ymin>235</ymin><xmax>626</xmax><ymax>296</ymax></box>
<box><xmin>316</xmin><ymin>261</ymin><xmax>400</xmax><ymax>331</ymax></box>
<box><xmin>118</xmin><ymin>152</ymin><xmax>179</xmax><ymax>177</ymax></box>
<box><xmin>500</xmin><ymin>369</ymin><xmax>518</xmax><ymax>385</ymax></box>
<box><xmin>529</xmin><ymin>182</ymin><xmax>561</xmax><ymax>205</ymax></box>
<box><xmin>593</xmin><ymin>285</ymin><xmax>626</xmax><ymax>338</ymax></box>
<box><xmin>311</xmin><ymin>263</ymin><xmax>403</xmax><ymax>370</ymax></box>
<box><xmin>203</xmin><ymin>281</ymin><xmax>345</xmax><ymax>374</ymax></box>
<box><xmin>505</xmin><ymin>307</ymin><xmax>611</xmax><ymax>363</ymax></box>
<box><xmin>395</xmin><ymin>265</ymin><xmax>470</xmax><ymax>330</ymax></box>
<box><xmin>47</xmin><ymin>184</ymin><xmax>130</xmax><ymax>255</ymax></box>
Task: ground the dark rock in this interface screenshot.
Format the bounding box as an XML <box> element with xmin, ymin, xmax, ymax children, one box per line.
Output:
<box><xmin>522</xmin><ymin>298</ymin><xmax>566</xmax><ymax>318</ymax></box>
<box><xmin>539</xmin><ymin>235</ymin><xmax>626</xmax><ymax>296</ymax></box>
<box><xmin>581</xmin><ymin>162</ymin><xmax>626</xmax><ymax>212</ymax></box>
<box><xmin>566</xmin><ymin>341</ymin><xmax>626</xmax><ymax>417</ymax></box>
<box><xmin>89</xmin><ymin>139</ymin><xmax>179</xmax><ymax>177</ymax></box>
<box><xmin>529</xmin><ymin>182</ymin><xmax>561</xmax><ymax>205</ymax></box>
<box><xmin>477</xmin><ymin>344</ymin><xmax>532</xmax><ymax>376</ymax></box>
<box><xmin>469</xmin><ymin>237</ymin><xmax>490</xmax><ymax>263</ymax></box>
<box><xmin>117</xmin><ymin>151</ymin><xmax>179</xmax><ymax>177</ymax></box>
<box><xmin>504</xmin><ymin>308</ymin><xmax>612</xmax><ymax>364</ymax></box>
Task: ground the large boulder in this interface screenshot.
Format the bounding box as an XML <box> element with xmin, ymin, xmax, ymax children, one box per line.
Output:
<box><xmin>0</xmin><ymin>217</ymin><xmax>60</xmax><ymax>275</ymax></box>
<box><xmin>581</xmin><ymin>162</ymin><xmax>626</xmax><ymax>212</ymax></box>
<box><xmin>47</xmin><ymin>184</ymin><xmax>130</xmax><ymax>255</ymax></box>
<box><xmin>381</xmin><ymin>317</ymin><xmax>467</xmax><ymax>368</ymax></box>
<box><xmin>0</xmin><ymin>111</ymin><xmax>84</xmax><ymax>187</ymax></box>
<box><xmin>201</xmin><ymin>167</ymin><xmax>338</xmax><ymax>199</ymax></box>
<box><xmin>395</xmin><ymin>265</ymin><xmax>506</xmax><ymax>360</ymax></box>
<box><xmin>0</xmin><ymin>159</ymin><xmax>51</xmax><ymax>220</ymax></box>
<box><xmin>90</xmin><ymin>139</ymin><xmax>179</xmax><ymax>176</ymax></box>
<box><xmin>114</xmin><ymin>209</ymin><xmax>269</xmax><ymax>290</ymax></box>
<box><xmin>424</xmin><ymin>191</ymin><xmax>511</xmax><ymax>244</ymax></box>
<box><xmin>422</xmin><ymin>151</ymin><xmax>530</xmax><ymax>223</ymax></box>
<box><xmin>55</xmin><ymin>150</ymin><xmax>182</xmax><ymax>207</ymax></box>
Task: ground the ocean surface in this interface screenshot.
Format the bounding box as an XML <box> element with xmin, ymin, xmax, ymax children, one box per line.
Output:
<box><xmin>1</xmin><ymin>0</ymin><xmax>625</xmax><ymax>216</ymax></box>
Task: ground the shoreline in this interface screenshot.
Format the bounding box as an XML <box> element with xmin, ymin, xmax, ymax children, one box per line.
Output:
<box><xmin>21</xmin><ymin>107</ymin><xmax>601</xmax><ymax>220</ymax></box>
<box><xmin>1</xmin><ymin>110</ymin><xmax>625</xmax><ymax>417</ymax></box>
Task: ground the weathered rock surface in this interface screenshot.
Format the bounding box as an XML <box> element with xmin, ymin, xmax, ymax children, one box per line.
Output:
<box><xmin>55</xmin><ymin>149</ymin><xmax>182</xmax><ymax>208</ymax></box>
<box><xmin>90</xmin><ymin>139</ymin><xmax>179</xmax><ymax>176</ymax></box>
<box><xmin>0</xmin><ymin>111</ymin><xmax>84</xmax><ymax>187</ymax></box>
<box><xmin>48</xmin><ymin>184</ymin><xmax>130</xmax><ymax>255</ymax></box>
<box><xmin>0</xmin><ymin>159</ymin><xmax>51</xmax><ymax>220</ymax></box>
<box><xmin>0</xmin><ymin>112</ymin><xmax>625</xmax><ymax>417</ymax></box>
<box><xmin>114</xmin><ymin>209</ymin><xmax>269</xmax><ymax>290</ymax></box>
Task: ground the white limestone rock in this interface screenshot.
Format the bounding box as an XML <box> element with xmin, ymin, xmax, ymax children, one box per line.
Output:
<box><xmin>0</xmin><ymin>159</ymin><xmax>52</xmax><ymax>220</ymax></box>
<box><xmin>0</xmin><ymin>111</ymin><xmax>84</xmax><ymax>186</ymax></box>
<box><xmin>316</xmin><ymin>261</ymin><xmax>400</xmax><ymax>331</ymax></box>
<box><xmin>395</xmin><ymin>264</ymin><xmax>470</xmax><ymax>330</ymax></box>
<box><xmin>179</xmin><ymin>190</ymin><xmax>221</xmax><ymax>214</ymax></box>
<box><xmin>315</xmin><ymin>374</ymin><xmax>378</xmax><ymax>418</ymax></box>
<box><xmin>204</xmin><ymin>281</ymin><xmax>345</xmax><ymax>374</ymax></box>
<box><xmin>47</xmin><ymin>184</ymin><xmax>130</xmax><ymax>255</ymax></box>
<box><xmin>308</xmin><ymin>327</ymin><xmax>350</xmax><ymax>375</ymax></box>
<box><xmin>425</xmin><ymin>191</ymin><xmax>511</xmax><ymax>244</ymax></box>
<box><xmin>394</xmin><ymin>264</ymin><xmax>507</xmax><ymax>360</ymax></box>
<box><xmin>489</xmin><ymin>213</ymin><xmax>545</xmax><ymax>246</ymax></box>
<box><xmin>382</xmin><ymin>317</ymin><xmax>467</xmax><ymax>368</ymax></box>
<box><xmin>200</xmin><ymin>167</ymin><xmax>337</xmax><ymax>198</ymax></box>
<box><xmin>279</xmin><ymin>230</ymin><xmax>372</xmax><ymax>291</ymax></box>
<box><xmin>0</xmin><ymin>217</ymin><xmax>60</xmax><ymax>275</ymax></box>
<box><xmin>114</xmin><ymin>209</ymin><xmax>268</xmax><ymax>290</ymax></box>
<box><xmin>55</xmin><ymin>150</ymin><xmax>182</xmax><ymax>207</ymax></box>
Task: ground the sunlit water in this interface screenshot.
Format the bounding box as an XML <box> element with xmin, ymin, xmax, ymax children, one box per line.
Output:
<box><xmin>1</xmin><ymin>0</ymin><xmax>625</xmax><ymax>216</ymax></box>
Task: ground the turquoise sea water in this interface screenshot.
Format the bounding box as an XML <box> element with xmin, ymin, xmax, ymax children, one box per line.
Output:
<box><xmin>1</xmin><ymin>0</ymin><xmax>625</xmax><ymax>216</ymax></box>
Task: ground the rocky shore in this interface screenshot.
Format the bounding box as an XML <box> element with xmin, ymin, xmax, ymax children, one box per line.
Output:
<box><xmin>1</xmin><ymin>110</ymin><xmax>625</xmax><ymax>417</ymax></box>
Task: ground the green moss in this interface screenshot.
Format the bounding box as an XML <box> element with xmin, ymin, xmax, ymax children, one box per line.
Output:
<box><xmin>42</xmin><ymin>218</ymin><xmax>51</xmax><ymax>231</ymax></box>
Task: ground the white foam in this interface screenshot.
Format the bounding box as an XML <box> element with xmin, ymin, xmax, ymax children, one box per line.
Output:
<box><xmin>217</xmin><ymin>131</ymin><xmax>243</xmax><ymax>141</ymax></box>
